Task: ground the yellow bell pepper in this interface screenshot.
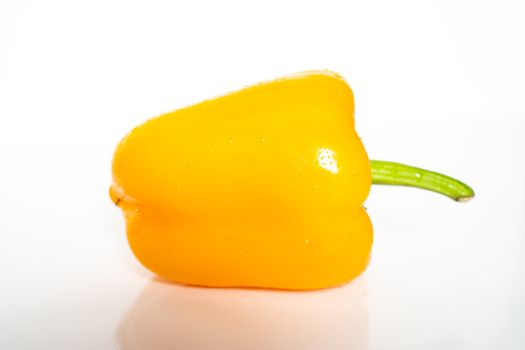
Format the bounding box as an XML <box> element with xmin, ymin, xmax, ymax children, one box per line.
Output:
<box><xmin>110</xmin><ymin>70</ymin><xmax>474</xmax><ymax>290</ymax></box>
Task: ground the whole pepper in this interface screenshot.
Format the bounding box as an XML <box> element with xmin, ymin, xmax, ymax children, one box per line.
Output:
<box><xmin>110</xmin><ymin>70</ymin><xmax>473</xmax><ymax>290</ymax></box>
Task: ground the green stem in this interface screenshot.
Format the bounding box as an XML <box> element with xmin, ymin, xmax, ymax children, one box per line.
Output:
<box><xmin>370</xmin><ymin>160</ymin><xmax>475</xmax><ymax>202</ymax></box>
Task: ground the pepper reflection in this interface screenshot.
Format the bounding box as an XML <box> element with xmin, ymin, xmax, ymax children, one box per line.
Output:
<box><xmin>117</xmin><ymin>277</ymin><xmax>368</xmax><ymax>350</ymax></box>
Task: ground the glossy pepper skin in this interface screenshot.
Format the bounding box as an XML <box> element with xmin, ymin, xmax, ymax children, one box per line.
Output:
<box><xmin>110</xmin><ymin>71</ymin><xmax>373</xmax><ymax>290</ymax></box>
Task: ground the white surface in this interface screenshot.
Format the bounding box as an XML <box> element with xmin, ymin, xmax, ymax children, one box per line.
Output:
<box><xmin>1</xmin><ymin>1</ymin><xmax>524</xmax><ymax>349</ymax></box>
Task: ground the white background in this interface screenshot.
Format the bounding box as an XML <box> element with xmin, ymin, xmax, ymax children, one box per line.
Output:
<box><xmin>1</xmin><ymin>0</ymin><xmax>524</xmax><ymax>349</ymax></box>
